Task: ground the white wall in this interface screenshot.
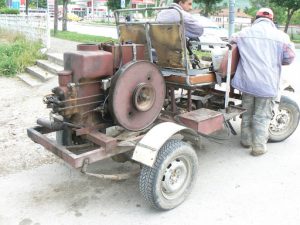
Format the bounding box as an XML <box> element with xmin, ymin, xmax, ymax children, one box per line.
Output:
<box><xmin>0</xmin><ymin>14</ymin><xmax>50</xmax><ymax>48</ymax></box>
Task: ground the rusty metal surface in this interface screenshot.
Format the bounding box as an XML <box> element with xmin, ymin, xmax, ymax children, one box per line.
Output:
<box><xmin>57</xmin><ymin>70</ymin><xmax>72</xmax><ymax>87</ymax></box>
<box><xmin>60</xmin><ymin>50</ymin><xmax>114</xmax><ymax>126</ymax></box>
<box><xmin>77</xmin><ymin>44</ymin><xmax>100</xmax><ymax>51</ymax></box>
<box><xmin>86</xmin><ymin>130</ymin><xmax>117</xmax><ymax>152</ymax></box>
<box><xmin>149</xmin><ymin>24</ymin><xmax>184</xmax><ymax>69</ymax></box>
<box><xmin>102</xmin><ymin>43</ymin><xmax>145</xmax><ymax>70</ymax></box>
<box><xmin>223</xmin><ymin>105</ymin><xmax>246</xmax><ymax>121</ymax></box>
<box><xmin>177</xmin><ymin>108</ymin><xmax>224</xmax><ymax>135</ymax></box>
<box><xmin>64</xmin><ymin>50</ymin><xmax>113</xmax><ymax>81</ymax></box>
<box><xmin>27</xmin><ymin>126</ymin><xmax>132</xmax><ymax>168</ymax></box>
<box><xmin>119</xmin><ymin>24</ymin><xmax>149</xmax><ymax>61</ymax></box>
<box><xmin>109</xmin><ymin>61</ymin><xmax>166</xmax><ymax>131</ymax></box>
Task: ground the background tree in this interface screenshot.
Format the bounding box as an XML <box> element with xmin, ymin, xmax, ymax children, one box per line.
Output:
<box><xmin>29</xmin><ymin>0</ymin><xmax>47</xmax><ymax>8</ymax></box>
<box><xmin>106</xmin><ymin>0</ymin><xmax>130</xmax><ymax>11</ymax></box>
<box><xmin>270</xmin><ymin>0</ymin><xmax>300</xmax><ymax>32</ymax></box>
<box><xmin>291</xmin><ymin>10</ymin><xmax>300</xmax><ymax>25</ymax></box>
<box><xmin>62</xmin><ymin>0</ymin><xmax>68</xmax><ymax>31</ymax></box>
<box><xmin>245</xmin><ymin>0</ymin><xmax>286</xmax><ymax>25</ymax></box>
<box><xmin>107</xmin><ymin>0</ymin><xmax>121</xmax><ymax>11</ymax></box>
<box><xmin>245</xmin><ymin>5</ymin><xmax>286</xmax><ymax>25</ymax></box>
<box><xmin>193</xmin><ymin>0</ymin><xmax>223</xmax><ymax>16</ymax></box>
<box><xmin>0</xmin><ymin>0</ymin><xmax>6</xmax><ymax>8</ymax></box>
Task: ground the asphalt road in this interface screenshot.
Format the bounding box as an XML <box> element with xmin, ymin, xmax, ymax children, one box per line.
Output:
<box><xmin>0</xmin><ymin>45</ymin><xmax>299</xmax><ymax>224</ymax></box>
<box><xmin>52</xmin><ymin>21</ymin><xmax>118</xmax><ymax>39</ymax></box>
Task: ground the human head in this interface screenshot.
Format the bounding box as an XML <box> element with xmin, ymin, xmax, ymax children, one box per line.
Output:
<box><xmin>256</xmin><ymin>8</ymin><xmax>274</xmax><ymax>20</ymax></box>
<box><xmin>174</xmin><ymin>0</ymin><xmax>193</xmax><ymax>12</ymax></box>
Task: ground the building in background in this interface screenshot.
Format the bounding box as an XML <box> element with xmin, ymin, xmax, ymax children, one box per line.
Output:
<box><xmin>60</xmin><ymin>0</ymin><xmax>108</xmax><ymax>18</ymax></box>
<box><xmin>211</xmin><ymin>8</ymin><xmax>252</xmax><ymax>28</ymax></box>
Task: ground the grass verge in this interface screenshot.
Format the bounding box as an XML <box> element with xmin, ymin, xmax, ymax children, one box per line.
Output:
<box><xmin>51</xmin><ymin>30</ymin><xmax>117</xmax><ymax>43</ymax></box>
<box><xmin>291</xmin><ymin>34</ymin><xmax>300</xmax><ymax>43</ymax></box>
<box><xmin>0</xmin><ymin>30</ymin><xmax>45</xmax><ymax>77</ymax></box>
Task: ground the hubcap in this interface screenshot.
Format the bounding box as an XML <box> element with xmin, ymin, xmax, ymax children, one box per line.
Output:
<box><xmin>161</xmin><ymin>157</ymin><xmax>191</xmax><ymax>200</ymax></box>
<box><xmin>270</xmin><ymin>108</ymin><xmax>291</xmax><ymax>133</ymax></box>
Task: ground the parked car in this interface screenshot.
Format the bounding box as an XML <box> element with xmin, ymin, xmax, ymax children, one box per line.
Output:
<box><xmin>58</xmin><ymin>13</ymin><xmax>83</xmax><ymax>22</ymax></box>
<box><xmin>192</xmin><ymin>14</ymin><xmax>228</xmax><ymax>41</ymax></box>
<box><xmin>192</xmin><ymin>14</ymin><xmax>228</xmax><ymax>51</ymax></box>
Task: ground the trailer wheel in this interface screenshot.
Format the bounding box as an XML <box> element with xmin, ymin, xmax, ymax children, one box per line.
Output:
<box><xmin>269</xmin><ymin>95</ymin><xmax>300</xmax><ymax>142</ymax></box>
<box><xmin>139</xmin><ymin>139</ymin><xmax>198</xmax><ymax>210</ymax></box>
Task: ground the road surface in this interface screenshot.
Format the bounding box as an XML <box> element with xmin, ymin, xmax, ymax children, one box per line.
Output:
<box><xmin>0</xmin><ymin>43</ymin><xmax>299</xmax><ymax>224</ymax></box>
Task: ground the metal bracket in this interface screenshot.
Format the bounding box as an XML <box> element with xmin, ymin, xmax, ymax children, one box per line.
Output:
<box><xmin>81</xmin><ymin>159</ymin><xmax>140</xmax><ymax>181</ymax></box>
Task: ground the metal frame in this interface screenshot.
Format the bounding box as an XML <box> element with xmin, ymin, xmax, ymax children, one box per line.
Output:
<box><xmin>27</xmin><ymin>126</ymin><xmax>143</xmax><ymax>168</ymax></box>
<box><xmin>113</xmin><ymin>7</ymin><xmax>233</xmax><ymax>110</ymax></box>
<box><xmin>27</xmin><ymin>7</ymin><xmax>239</xmax><ymax>170</ymax></box>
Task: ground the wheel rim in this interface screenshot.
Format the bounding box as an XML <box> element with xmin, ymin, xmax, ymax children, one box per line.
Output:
<box><xmin>133</xmin><ymin>83</ymin><xmax>156</xmax><ymax>112</ymax></box>
<box><xmin>161</xmin><ymin>155</ymin><xmax>192</xmax><ymax>200</ymax></box>
<box><xmin>269</xmin><ymin>107</ymin><xmax>293</xmax><ymax>136</ymax></box>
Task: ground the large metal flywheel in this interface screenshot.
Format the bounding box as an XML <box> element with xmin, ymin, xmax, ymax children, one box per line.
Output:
<box><xmin>109</xmin><ymin>61</ymin><xmax>166</xmax><ymax>131</ymax></box>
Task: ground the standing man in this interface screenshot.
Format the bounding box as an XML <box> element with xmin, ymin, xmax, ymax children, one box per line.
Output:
<box><xmin>156</xmin><ymin>0</ymin><xmax>203</xmax><ymax>38</ymax></box>
<box><xmin>230</xmin><ymin>8</ymin><xmax>295</xmax><ymax>156</ymax></box>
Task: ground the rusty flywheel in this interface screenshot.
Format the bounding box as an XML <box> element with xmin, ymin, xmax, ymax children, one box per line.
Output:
<box><xmin>109</xmin><ymin>61</ymin><xmax>166</xmax><ymax>131</ymax></box>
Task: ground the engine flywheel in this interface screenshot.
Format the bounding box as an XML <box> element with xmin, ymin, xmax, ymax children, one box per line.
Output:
<box><xmin>109</xmin><ymin>61</ymin><xmax>165</xmax><ymax>131</ymax></box>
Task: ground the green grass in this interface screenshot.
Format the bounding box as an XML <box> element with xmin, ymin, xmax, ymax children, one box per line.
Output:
<box><xmin>195</xmin><ymin>50</ymin><xmax>212</xmax><ymax>60</ymax></box>
<box><xmin>291</xmin><ymin>34</ymin><xmax>300</xmax><ymax>43</ymax></box>
<box><xmin>0</xmin><ymin>30</ymin><xmax>44</xmax><ymax>77</ymax></box>
<box><xmin>51</xmin><ymin>30</ymin><xmax>117</xmax><ymax>43</ymax></box>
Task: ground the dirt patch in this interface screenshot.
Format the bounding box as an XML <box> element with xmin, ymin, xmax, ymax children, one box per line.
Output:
<box><xmin>0</xmin><ymin>77</ymin><xmax>59</xmax><ymax>176</ymax></box>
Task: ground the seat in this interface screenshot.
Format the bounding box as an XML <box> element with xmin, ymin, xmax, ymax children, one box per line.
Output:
<box><xmin>164</xmin><ymin>71</ymin><xmax>216</xmax><ymax>85</ymax></box>
<box><xmin>149</xmin><ymin>24</ymin><xmax>185</xmax><ymax>69</ymax></box>
<box><xmin>148</xmin><ymin>23</ymin><xmax>216</xmax><ymax>86</ymax></box>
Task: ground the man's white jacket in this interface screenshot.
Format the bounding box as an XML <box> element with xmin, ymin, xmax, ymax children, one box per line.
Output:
<box><xmin>231</xmin><ymin>18</ymin><xmax>295</xmax><ymax>97</ymax></box>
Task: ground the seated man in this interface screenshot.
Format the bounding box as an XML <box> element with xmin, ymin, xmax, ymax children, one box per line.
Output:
<box><xmin>156</xmin><ymin>0</ymin><xmax>203</xmax><ymax>39</ymax></box>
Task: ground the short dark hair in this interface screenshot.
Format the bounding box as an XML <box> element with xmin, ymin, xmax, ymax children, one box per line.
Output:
<box><xmin>255</xmin><ymin>15</ymin><xmax>272</xmax><ymax>21</ymax></box>
<box><xmin>174</xmin><ymin>0</ymin><xmax>189</xmax><ymax>4</ymax></box>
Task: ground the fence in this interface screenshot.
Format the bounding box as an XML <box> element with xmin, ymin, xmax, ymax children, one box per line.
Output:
<box><xmin>0</xmin><ymin>14</ymin><xmax>50</xmax><ymax>48</ymax></box>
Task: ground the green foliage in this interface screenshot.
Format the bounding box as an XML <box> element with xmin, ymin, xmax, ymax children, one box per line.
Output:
<box><xmin>0</xmin><ymin>0</ymin><xmax>5</xmax><ymax>8</ymax></box>
<box><xmin>291</xmin><ymin>10</ymin><xmax>300</xmax><ymax>24</ymax></box>
<box><xmin>270</xmin><ymin>0</ymin><xmax>300</xmax><ymax>31</ymax></box>
<box><xmin>194</xmin><ymin>0</ymin><xmax>223</xmax><ymax>16</ymax></box>
<box><xmin>0</xmin><ymin>31</ymin><xmax>44</xmax><ymax>77</ymax></box>
<box><xmin>0</xmin><ymin>8</ymin><xmax>20</xmax><ymax>14</ymax></box>
<box><xmin>291</xmin><ymin>34</ymin><xmax>300</xmax><ymax>43</ymax></box>
<box><xmin>195</xmin><ymin>50</ymin><xmax>212</xmax><ymax>59</ymax></box>
<box><xmin>106</xmin><ymin>0</ymin><xmax>131</xmax><ymax>11</ymax></box>
<box><xmin>270</xmin><ymin>0</ymin><xmax>300</xmax><ymax>12</ymax></box>
<box><xmin>29</xmin><ymin>0</ymin><xmax>48</xmax><ymax>9</ymax></box>
<box><xmin>246</xmin><ymin>1</ymin><xmax>293</xmax><ymax>25</ymax></box>
<box><xmin>51</xmin><ymin>30</ymin><xmax>117</xmax><ymax>43</ymax></box>
<box><xmin>244</xmin><ymin>7</ymin><xmax>257</xmax><ymax>18</ymax></box>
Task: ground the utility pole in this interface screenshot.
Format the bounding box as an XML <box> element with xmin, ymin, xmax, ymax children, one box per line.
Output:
<box><xmin>54</xmin><ymin>0</ymin><xmax>58</xmax><ymax>35</ymax></box>
<box><xmin>228</xmin><ymin>0</ymin><xmax>235</xmax><ymax>38</ymax></box>
<box><xmin>25</xmin><ymin>0</ymin><xmax>29</xmax><ymax>15</ymax></box>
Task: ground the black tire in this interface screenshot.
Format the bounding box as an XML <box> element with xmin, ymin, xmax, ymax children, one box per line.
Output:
<box><xmin>269</xmin><ymin>95</ymin><xmax>300</xmax><ymax>142</ymax></box>
<box><xmin>139</xmin><ymin>139</ymin><xmax>198</xmax><ymax>210</ymax></box>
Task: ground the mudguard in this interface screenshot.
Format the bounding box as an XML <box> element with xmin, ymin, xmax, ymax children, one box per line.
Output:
<box><xmin>132</xmin><ymin>122</ymin><xmax>200</xmax><ymax>167</ymax></box>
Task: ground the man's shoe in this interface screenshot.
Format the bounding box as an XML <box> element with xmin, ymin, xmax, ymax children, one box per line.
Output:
<box><xmin>240</xmin><ymin>141</ymin><xmax>251</xmax><ymax>148</ymax></box>
<box><xmin>250</xmin><ymin>148</ymin><xmax>267</xmax><ymax>156</ymax></box>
